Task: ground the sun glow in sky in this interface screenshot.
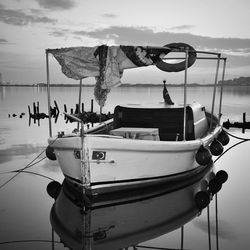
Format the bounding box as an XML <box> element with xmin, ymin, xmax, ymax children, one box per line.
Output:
<box><xmin>0</xmin><ymin>0</ymin><xmax>250</xmax><ymax>84</ymax></box>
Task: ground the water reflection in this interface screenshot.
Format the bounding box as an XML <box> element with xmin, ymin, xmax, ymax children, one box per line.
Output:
<box><xmin>0</xmin><ymin>86</ymin><xmax>6</xmax><ymax>100</ymax></box>
<box><xmin>48</xmin><ymin>172</ymin><xmax>215</xmax><ymax>250</ymax></box>
<box><xmin>222</xmin><ymin>85</ymin><xmax>250</xmax><ymax>96</ymax></box>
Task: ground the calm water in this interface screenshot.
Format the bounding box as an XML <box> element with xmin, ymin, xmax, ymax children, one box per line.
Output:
<box><xmin>0</xmin><ymin>85</ymin><xmax>250</xmax><ymax>249</ymax></box>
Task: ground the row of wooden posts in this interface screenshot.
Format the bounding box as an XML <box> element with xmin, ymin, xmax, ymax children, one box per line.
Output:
<box><xmin>27</xmin><ymin>99</ymin><xmax>113</xmax><ymax>127</ymax></box>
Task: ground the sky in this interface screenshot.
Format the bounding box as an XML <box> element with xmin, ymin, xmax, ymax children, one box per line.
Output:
<box><xmin>0</xmin><ymin>0</ymin><xmax>250</xmax><ymax>85</ymax></box>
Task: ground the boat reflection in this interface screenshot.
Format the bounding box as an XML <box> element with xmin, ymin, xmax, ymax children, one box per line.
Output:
<box><xmin>48</xmin><ymin>164</ymin><xmax>218</xmax><ymax>250</ymax></box>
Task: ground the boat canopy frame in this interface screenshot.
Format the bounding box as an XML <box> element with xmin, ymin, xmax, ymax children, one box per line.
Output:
<box><xmin>45</xmin><ymin>46</ymin><xmax>227</xmax><ymax>140</ymax></box>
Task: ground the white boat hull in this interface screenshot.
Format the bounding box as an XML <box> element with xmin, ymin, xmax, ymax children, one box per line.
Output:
<box><xmin>49</xmin><ymin>124</ymin><xmax>221</xmax><ymax>194</ymax></box>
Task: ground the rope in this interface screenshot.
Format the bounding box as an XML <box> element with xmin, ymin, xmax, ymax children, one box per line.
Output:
<box><xmin>224</xmin><ymin>130</ymin><xmax>250</xmax><ymax>141</ymax></box>
<box><xmin>0</xmin><ymin>239</ymin><xmax>62</xmax><ymax>245</ymax></box>
<box><xmin>207</xmin><ymin>205</ymin><xmax>211</xmax><ymax>250</ymax></box>
<box><xmin>215</xmin><ymin>194</ymin><xmax>219</xmax><ymax>250</ymax></box>
<box><xmin>181</xmin><ymin>226</ymin><xmax>184</xmax><ymax>250</ymax></box>
<box><xmin>214</xmin><ymin>130</ymin><xmax>250</xmax><ymax>163</ymax></box>
<box><xmin>136</xmin><ymin>246</ymin><xmax>190</xmax><ymax>250</ymax></box>
<box><xmin>0</xmin><ymin>156</ymin><xmax>47</xmax><ymax>189</ymax></box>
<box><xmin>52</xmin><ymin>228</ymin><xmax>55</xmax><ymax>250</ymax></box>
<box><xmin>0</xmin><ymin>156</ymin><xmax>47</xmax><ymax>175</ymax></box>
<box><xmin>12</xmin><ymin>169</ymin><xmax>57</xmax><ymax>182</ymax></box>
<box><xmin>213</xmin><ymin>130</ymin><xmax>250</xmax><ymax>249</ymax></box>
<box><xmin>0</xmin><ymin>137</ymin><xmax>59</xmax><ymax>189</ymax></box>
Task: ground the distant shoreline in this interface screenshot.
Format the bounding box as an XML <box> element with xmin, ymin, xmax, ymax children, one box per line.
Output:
<box><xmin>1</xmin><ymin>76</ymin><xmax>250</xmax><ymax>87</ymax></box>
<box><xmin>1</xmin><ymin>83</ymin><xmax>250</xmax><ymax>87</ymax></box>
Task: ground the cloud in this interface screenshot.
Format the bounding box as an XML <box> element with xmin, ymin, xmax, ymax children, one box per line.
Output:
<box><xmin>48</xmin><ymin>25</ymin><xmax>250</xmax><ymax>70</ymax></box>
<box><xmin>0</xmin><ymin>4</ymin><xmax>56</xmax><ymax>26</ymax></box>
<box><xmin>49</xmin><ymin>30</ymin><xmax>67</xmax><ymax>37</ymax></box>
<box><xmin>101</xmin><ymin>13</ymin><xmax>118</xmax><ymax>18</ymax></box>
<box><xmin>35</xmin><ymin>0</ymin><xmax>76</xmax><ymax>10</ymax></box>
<box><xmin>169</xmin><ymin>25</ymin><xmax>195</xmax><ymax>31</ymax></box>
<box><xmin>0</xmin><ymin>38</ymin><xmax>8</xmax><ymax>44</ymax></box>
<box><xmin>72</xmin><ymin>25</ymin><xmax>250</xmax><ymax>50</ymax></box>
<box><xmin>70</xmin><ymin>25</ymin><xmax>250</xmax><ymax>69</ymax></box>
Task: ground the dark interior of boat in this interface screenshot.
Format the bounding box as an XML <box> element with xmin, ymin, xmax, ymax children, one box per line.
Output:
<box><xmin>113</xmin><ymin>106</ymin><xmax>195</xmax><ymax>141</ymax></box>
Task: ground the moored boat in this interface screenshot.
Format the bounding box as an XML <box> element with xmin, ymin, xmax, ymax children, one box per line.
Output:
<box><xmin>45</xmin><ymin>43</ymin><xmax>229</xmax><ymax>195</ymax></box>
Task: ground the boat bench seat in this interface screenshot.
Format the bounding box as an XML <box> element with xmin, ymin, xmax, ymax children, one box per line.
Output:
<box><xmin>113</xmin><ymin>106</ymin><xmax>195</xmax><ymax>141</ymax></box>
<box><xmin>110</xmin><ymin>127</ymin><xmax>160</xmax><ymax>141</ymax></box>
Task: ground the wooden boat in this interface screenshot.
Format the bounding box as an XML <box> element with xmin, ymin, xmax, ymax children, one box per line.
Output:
<box><xmin>45</xmin><ymin>43</ymin><xmax>229</xmax><ymax>195</ymax></box>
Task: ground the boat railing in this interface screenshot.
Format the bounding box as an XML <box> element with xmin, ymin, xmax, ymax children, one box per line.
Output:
<box><xmin>162</xmin><ymin>50</ymin><xmax>226</xmax><ymax>140</ymax></box>
<box><xmin>46</xmin><ymin>47</ymin><xmax>227</xmax><ymax>141</ymax></box>
<box><xmin>64</xmin><ymin>112</ymin><xmax>83</xmax><ymax>123</ymax></box>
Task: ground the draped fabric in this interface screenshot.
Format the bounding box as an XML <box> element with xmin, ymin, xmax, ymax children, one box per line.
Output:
<box><xmin>49</xmin><ymin>46</ymin><xmax>99</xmax><ymax>80</ymax></box>
<box><xmin>94</xmin><ymin>45</ymin><xmax>109</xmax><ymax>107</ymax></box>
<box><xmin>48</xmin><ymin>45</ymin><xmax>167</xmax><ymax>106</ymax></box>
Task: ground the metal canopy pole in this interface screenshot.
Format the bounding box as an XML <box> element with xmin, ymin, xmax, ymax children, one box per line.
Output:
<box><xmin>77</xmin><ymin>79</ymin><xmax>83</xmax><ymax>131</ymax></box>
<box><xmin>46</xmin><ymin>50</ymin><xmax>52</xmax><ymax>137</ymax></box>
<box><xmin>162</xmin><ymin>56</ymin><xmax>226</xmax><ymax>61</ymax></box>
<box><xmin>218</xmin><ymin>58</ymin><xmax>227</xmax><ymax>123</ymax></box>
<box><xmin>183</xmin><ymin>47</ymin><xmax>189</xmax><ymax>141</ymax></box>
<box><xmin>210</xmin><ymin>54</ymin><xmax>221</xmax><ymax>130</ymax></box>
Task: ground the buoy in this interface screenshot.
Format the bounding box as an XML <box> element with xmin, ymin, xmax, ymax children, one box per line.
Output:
<box><xmin>215</xmin><ymin>170</ymin><xmax>228</xmax><ymax>184</ymax></box>
<box><xmin>210</xmin><ymin>139</ymin><xmax>223</xmax><ymax>156</ymax></box>
<box><xmin>217</xmin><ymin>130</ymin><xmax>230</xmax><ymax>146</ymax></box>
<box><xmin>155</xmin><ymin>43</ymin><xmax>197</xmax><ymax>72</ymax></box>
<box><xmin>208</xmin><ymin>178</ymin><xmax>222</xmax><ymax>195</ymax></box>
<box><xmin>46</xmin><ymin>145</ymin><xmax>56</xmax><ymax>160</ymax></box>
<box><xmin>47</xmin><ymin>181</ymin><xmax>61</xmax><ymax>199</ymax></box>
<box><xmin>195</xmin><ymin>191</ymin><xmax>210</xmax><ymax>209</ymax></box>
<box><xmin>195</xmin><ymin>146</ymin><xmax>212</xmax><ymax>165</ymax></box>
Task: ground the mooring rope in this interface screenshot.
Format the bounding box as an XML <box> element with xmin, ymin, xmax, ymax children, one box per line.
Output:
<box><xmin>207</xmin><ymin>205</ymin><xmax>211</xmax><ymax>250</ymax></box>
<box><xmin>181</xmin><ymin>226</ymin><xmax>184</xmax><ymax>250</ymax></box>
<box><xmin>214</xmin><ymin>130</ymin><xmax>250</xmax><ymax>163</ymax></box>
<box><xmin>0</xmin><ymin>137</ymin><xmax>59</xmax><ymax>189</ymax></box>
<box><xmin>215</xmin><ymin>194</ymin><xmax>219</xmax><ymax>250</ymax></box>
<box><xmin>52</xmin><ymin>228</ymin><xmax>55</xmax><ymax>250</ymax></box>
<box><xmin>0</xmin><ymin>239</ymin><xmax>62</xmax><ymax>246</ymax></box>
<box><xmin>224</xmin><ymin>130</ymin><xmax>250</xmax><ymax>141</ymax></box>
<box><xmin>136</xmin><ymin>246</ymin><xmax>190</xmax><ymax>250</ymax></box>
<box><xmin>212</xmin><ymin>130</ymin><xmax>250</xmax><ymax>249</ymax></box>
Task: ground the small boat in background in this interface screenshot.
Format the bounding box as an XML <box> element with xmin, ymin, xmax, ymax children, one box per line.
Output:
<box><xmin>45</xmin><ymin>43</ymin><xmax>230</xmax><ymax>195</ymax></box>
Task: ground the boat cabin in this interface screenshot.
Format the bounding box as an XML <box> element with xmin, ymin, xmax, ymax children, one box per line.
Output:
<box><xmin>110</xmin><ymin>102</ymin><xmax>209</xmax><ymax>141</ymax></box>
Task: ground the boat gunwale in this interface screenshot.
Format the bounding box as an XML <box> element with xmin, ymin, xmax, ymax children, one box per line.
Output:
<box><xmin>49</xmin><ymin>124</ymin><xmax>221</xmax><ymax>152</ymax></box>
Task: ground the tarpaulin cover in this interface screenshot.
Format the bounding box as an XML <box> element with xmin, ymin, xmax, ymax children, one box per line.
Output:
<box><xmin>48</xmin><ymin>45</ymin><xmax>167</xmax><ymax>106</ymax></box>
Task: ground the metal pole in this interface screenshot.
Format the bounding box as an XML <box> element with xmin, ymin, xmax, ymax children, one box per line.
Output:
<box><xmin>162</xmin><ymin>56</ymin><xmax>226</xmax><ymax>61</ymax></box>
<box><xmin>77</xmin><ymin>79</ymin><xmax>83</xmax><ymax>131</ymax></box>
<box><xmin>218</xmin><ymin>58</ymin><xmax>227</xmax><ymax>123</ymax></box>
<box><xmin>210</xmin><ymin>54</ymin><xmax>221</xmax><ymax>131</ymax></box>
<box><xmin>181</xmin><ymin>225</ymin><xmax>184</xmax><ymax>249</ymax></box>
<box><xmin>183</xmin><ymin>47</ymin><xmax>189</xmax><ymax>141</ymax></box>
<box><xmin>46</xmin><ymin>50</ymin><xmax>52</xmax><ymax>137</ymax></box>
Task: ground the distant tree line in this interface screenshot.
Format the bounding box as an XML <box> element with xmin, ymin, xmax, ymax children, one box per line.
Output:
<box><xmin>219</xmin><ymin>76</ymin><xmax>250</xmax><ymax>86</ymax></box>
